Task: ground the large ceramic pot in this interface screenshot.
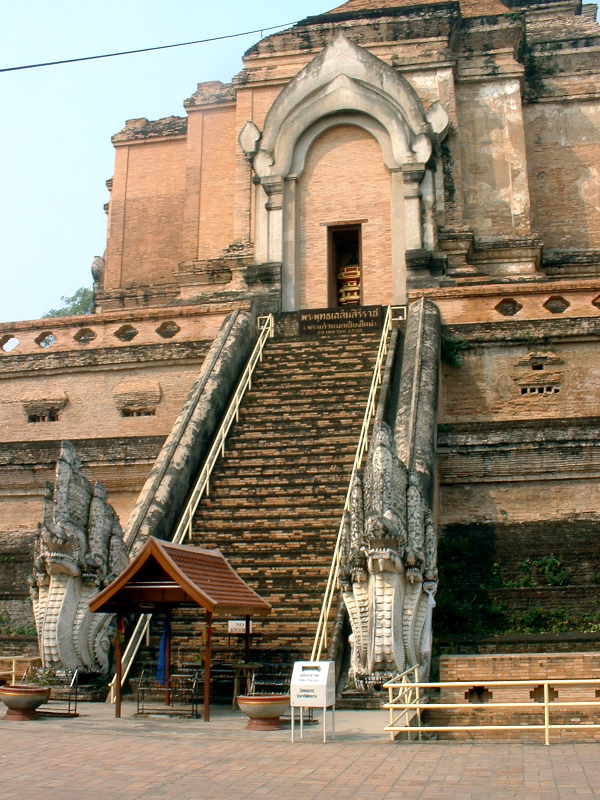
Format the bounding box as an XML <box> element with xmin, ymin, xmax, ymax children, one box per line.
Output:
<box><xmin>0</xmin><ymin>685</ymin><xmax>51</xmax><ymax>720</ymax></box>
<box><xmin>236</xmin><ymin>694</ymin><xmax>290</xmax><ymax>731</ymax></box>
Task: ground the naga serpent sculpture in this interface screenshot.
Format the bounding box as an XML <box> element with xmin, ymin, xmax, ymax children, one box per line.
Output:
<box><xmin>30</xmin><ymin>442</ymin><xmax>128</xmax><ymax>673</ymax></box>
<box><xmin>339</xmin><ymin>422</ymin><xmax>438</xmax><ymax>689</ymax></box>
<box><xmin>338</xmin><ymin>298</ymin><xmax>440</xmax><ymax>689</ymax></box>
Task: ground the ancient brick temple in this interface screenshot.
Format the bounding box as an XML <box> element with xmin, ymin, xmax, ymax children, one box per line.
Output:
<box><xmin>1</xmin><ymin>0</ymin><xmax>600</xmax><ymax>684</ymax></box>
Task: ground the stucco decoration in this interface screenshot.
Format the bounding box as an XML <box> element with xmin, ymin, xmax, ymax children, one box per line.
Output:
<box><xmin>426</xmin><ymin>101</ymin><xmax>450</xmax><ymax>141</ymax></box>
<box><xmin>339</xmin><ymin>298</ymin><xmax>440</xmax><ymax>688</ymax></box>
<box><xmin>255</xmin><ymin>32</ymin><xmax>431</xmax><ymax>174</ymax></box>
<box><xmin>238</xmin><ymin>120</ymin><xmax>262</xmax><ymax>159</ymax></box>
<box><xmin>248</xmin><ymin>33</ymin><xmax>448</xmax><ymax>309</ymax></box>
<box><xmin>30</xmin><ymin>442</ymin><xmax>128</xmax><ymax>673</ymax></box>
<box><xmin>91</xmin><ymin>256</ymin><xmax>105</xmax><ymax>295</ymax></box>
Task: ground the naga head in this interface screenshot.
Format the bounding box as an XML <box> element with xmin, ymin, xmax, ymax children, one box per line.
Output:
<box><xmin>350</xmin><ymin>550</ymin><xmax>368</xmax><ymax>583</ymax></box>
<box><xmin>405</xmin><ymin>548</ymin><xmax>424</xmax><ymax>584</ymax></box>
<box><xmin>366</xmin><ymin>547</ymin><xmax>403</xmax><ymax>574</ymax></box>
<box><xmin>38</xmin><ymin>520</ymin><xmax>85</xmax><ymax>577</ymax></box>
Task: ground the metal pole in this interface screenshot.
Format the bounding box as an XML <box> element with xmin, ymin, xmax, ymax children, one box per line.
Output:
<box><xmin>544</xmin><ymin>682</ymin><xmax>550</xmax><ymax>746</ymax></box>
<box><xmin>244</xmin><ymin>615</ymin><xmax>251</xmax><ymax>662</ymax></box>
<box><xmin>115</xmin><ymin>615</ymin><xmax>124</xmax><ymax>718</ymax></box>
<box><xmin>204</xmin><ymin>611</ymin><xmax>212</xmax><ymax>722</ymax></box>
<box><xmin>165</xmin><ymin>610</ymin><xmax>172</xmax><ymax>706</ymax></box>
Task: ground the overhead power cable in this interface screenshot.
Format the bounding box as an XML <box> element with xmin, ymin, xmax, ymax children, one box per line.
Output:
<box><xmin>0</xmin><ymin>22</ymin><xmax>298</xmax><ymax>73</ymax></box>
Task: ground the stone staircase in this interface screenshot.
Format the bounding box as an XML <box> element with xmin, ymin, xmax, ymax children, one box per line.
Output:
<box><xmin>171</xmin><ymin>328</ymin><xmax>382</xmax><ymax>663</ymax></box>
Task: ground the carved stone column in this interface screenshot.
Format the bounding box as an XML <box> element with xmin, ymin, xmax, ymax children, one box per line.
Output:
<box><xmin>402</xmin><ymin>164</ymin><xmax>426</xmax><ymax>250</ymax></box>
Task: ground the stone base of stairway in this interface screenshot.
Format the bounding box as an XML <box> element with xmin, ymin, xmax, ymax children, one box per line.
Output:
<box><xmin>336</xmin><ymin>690</ymin><xmax>387</xmax><ymax>709</ymax></box>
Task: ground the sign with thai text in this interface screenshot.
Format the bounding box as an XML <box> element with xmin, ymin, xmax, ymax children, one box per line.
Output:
<box><xmin>290</xmin><ymin>661</ymin><xmax>336</xmax><ymax>707</ymax></box>
<box><xmin>298</xmin><ymin>306</ymin><xmax>384</xmax><ymax>336</ymax></box>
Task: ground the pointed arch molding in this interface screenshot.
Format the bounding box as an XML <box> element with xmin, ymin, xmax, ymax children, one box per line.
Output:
<box><xmin>243</xmin><ymin>33</ymin><xmax>442</xmax><ymax>310</ymax></box>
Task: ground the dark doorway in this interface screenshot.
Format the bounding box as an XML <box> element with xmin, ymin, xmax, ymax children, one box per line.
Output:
<box><xmin>328</xmin><ymin>225</ymin><xmax>361</xmax><ymax>307</ymax></box>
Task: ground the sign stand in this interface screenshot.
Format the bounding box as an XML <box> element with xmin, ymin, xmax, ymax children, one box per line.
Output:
<box><xmin>290</xmin><ymin>661</ymin><xmax>336</xmax><ymax>743</ymax></box>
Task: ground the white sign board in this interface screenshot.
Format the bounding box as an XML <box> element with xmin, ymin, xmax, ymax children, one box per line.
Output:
<box><xmin>228</xmin><ymin>620</ymin><xmax>252</xmax><ymax>635</ymax></box>
<box><xmin>290</xmin><ymin>661</ymin><xmax>336</xmax><ymax>708</ymax></box>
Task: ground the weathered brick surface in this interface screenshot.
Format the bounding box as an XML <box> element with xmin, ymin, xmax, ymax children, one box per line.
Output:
<box><xmin>438</xmin><ymin>419</ymin><xmax>600</xmax><ymax>526</ymax></box>
<box><xmin>525</xmin><ymin>101</ymin><xmax>600</xmax><ymax>251</ymax></box>
<box><xmin>105</xmin><ymin>137</ymin><xmax>187</xmax><ymax>290</ymax></box>
<box><xmin>0</xmin><ymin>437</ymin><xmax>165</xmax><ymax>566</ymax></box>
<box><xmin>0</xmin><ymin>531</ymin><xmax>36</xmax><ymax>634</ymax></box>
<box><xmin>439</xmin><ymin>337</ymin><xmax>600</xmax><ymax>425</ymax></box>
<box><xmin>173</xmin><ymin>328</ymin><xmax>381</xmax><ymax>662</ymax></box>
<box><xmin>425</xmin><ymin>653</ymin><xmax>600</xmax><ymax>741</ymax></box>
<box><xmin>298</xmin><ymin>125</ymin><xmax>393</xmax><ymax>308</ymax></box>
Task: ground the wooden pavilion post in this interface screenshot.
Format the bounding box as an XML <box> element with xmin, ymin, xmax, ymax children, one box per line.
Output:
<box><xmin>115</xmin><ymin>614</ymin><xmax>124</xmax><ymax>718</ymax></box>
<box><xmin>244</xmin><ymin>615</ymin><xmax>251</xmax><ymax>662</ymax></box>
<box><xmin>204</xmin><ymin>610</ymin><xmax>212</xmax><ymax>721</ymax></box>
<box><xmin>165</xmin><ymin>609</ymin><xmax>172</xmax><ymax>706</ymax></box>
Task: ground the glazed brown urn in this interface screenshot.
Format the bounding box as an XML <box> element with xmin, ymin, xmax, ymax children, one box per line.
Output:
<box><xmin>236</xmin><ymin>694</ymin><xmax>290</xmax><ymax>730</ymax></box>
<box><xmin>0</xmin><ymin>685</ymin><xmax>51</xmax><ymax>720</ymax></box>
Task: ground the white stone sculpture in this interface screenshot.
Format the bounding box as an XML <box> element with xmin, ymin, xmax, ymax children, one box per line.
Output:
<box><xmin>339</xmin><ymin>423</ymin><xmax>437</xmax><ymax>689</ymax></box>
<box><xmin>30</xmin><ymin>442</ymin><xmax>128</xmax><ymax>673</ymax></box>
<box><xmin>338</xmin><ymin>299</ymin><xmax>440</xmax><ymax>689</ymax></box>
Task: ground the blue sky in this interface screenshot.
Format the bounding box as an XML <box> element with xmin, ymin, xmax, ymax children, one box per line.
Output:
<box><xmin>0</xmin><ymin>1</ymin><xmax>325</xmax><ymax>323</ymax></box>
<box><xmin>1</xmin><ymin>1</ymin><xmax>598</xmax><ymax>323</ymax></box>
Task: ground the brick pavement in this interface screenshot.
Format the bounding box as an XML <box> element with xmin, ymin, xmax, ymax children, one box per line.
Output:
<box><xmin>0</xmin><ymin>703</ymin><xmax>599</xmax><ymax>799</ymax></box>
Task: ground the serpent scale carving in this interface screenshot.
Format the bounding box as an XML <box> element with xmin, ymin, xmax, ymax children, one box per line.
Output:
<box><xmin>30</xmin><ymin>442</ymin><xmax>128</xmax><ymax>673</ymax></box>
<box><xmin>339</xmin><ymin>299</ymin><xmax>440</xmax><ymax>688</ymax></box>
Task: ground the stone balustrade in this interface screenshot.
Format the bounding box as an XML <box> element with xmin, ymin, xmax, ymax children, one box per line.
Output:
<box><xmin>412</xmin><ymin>279</ymin><xmax>600</xmax><ymax>326</ymax></box>
<box><xmin>0</xmin><ymin>305</ymin><xmax>233</xmax><ymax>356</ymax></box>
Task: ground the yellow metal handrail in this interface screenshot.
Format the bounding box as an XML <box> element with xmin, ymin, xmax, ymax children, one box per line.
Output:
<box><xmin>384</xmin><ymin>676</ymin><xmax>600</xmax><ymax>745</ymax></box>
<box><xmin>174</xmin><ymin>313</ymin><xmax>275</xmax><ymax>545</ymax></box>
<box><xmin>310</xmin><ymin>305</ymin><xmax>406</xmax><ymax>662</ymax></box>
<box><xmin>108</xmin><ymin>314</ymin><xmax>275</xmax><ymax>701</ymax></box>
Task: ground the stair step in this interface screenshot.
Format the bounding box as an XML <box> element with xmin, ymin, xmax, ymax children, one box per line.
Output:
<box><xmin>184</xmin><ymin>327</ymin><xmax>382</xmax><ymax>658</ymax></box>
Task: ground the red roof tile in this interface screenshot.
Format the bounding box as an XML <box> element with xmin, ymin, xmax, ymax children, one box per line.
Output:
<box><xmin>89</xmin><ymin>537</ymin><xmax>272</xmax><ymax>617</ymax></box>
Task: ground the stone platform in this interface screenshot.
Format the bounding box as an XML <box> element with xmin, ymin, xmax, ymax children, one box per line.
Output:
<box><xmin>1</xmin><ymin>701</ymin><xmax>599</xmax><ymax>799</ymax></box>
<box><xmin>424</xmin><ymin>653</ymin><xmax>600</xmax><ymax>741</ymax></box>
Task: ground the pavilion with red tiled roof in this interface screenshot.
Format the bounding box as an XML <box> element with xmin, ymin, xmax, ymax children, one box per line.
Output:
<box><xmin>90</xmin><ymin>537</ymin><xmax>271</xmax><ymax>721</ymax></box>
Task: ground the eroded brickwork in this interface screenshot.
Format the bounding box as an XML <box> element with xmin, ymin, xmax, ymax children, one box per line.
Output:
<box><xmin>2</xmin><ymin>0</ymin><xmax>600</xmax><ymax>671</ymax></box>
<box><xmin>298</xmin><ymin>126</ymin><xmax>393</xmax><ymax>309</ymax></box>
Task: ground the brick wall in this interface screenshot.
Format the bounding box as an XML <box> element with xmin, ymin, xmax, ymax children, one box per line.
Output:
<box><xmin>440</xmin><ymin>339</ymin><xmax>600</xmax><ymax>424</ymax></box>
<box><xmin>418</xmin><ymin>653</ymin><xmax>600</xmax><ymax>741</ymax></box>
<box><xmin>0</xmin><ymin>531</ymin><xmax>37</xmax><ymax>634</ymax></box>
<box><xmin>297</xmin><ymin>125</ymin><xmax>393</xmax><ymax>309</ymax></box>
<box><xmin>525</xmin><ymin>100</ymin><xmax>600</xmax><ymax>251</ymax></box>
<box><xmin>456</xmin><ymin>78</ymin><xmax>531</xmax><ymax>238</ymax></box>
<box><xmin>0</xmin><ymin>437</ymin><xmax>165</xmax><ymax>579</ymax></box>
<box><xmin>106</xmin><ymin>138</ymin><xmax>187</xmax><ymax>291</ymax></box>
<box><xmin>190</xmin><ymin>106</ymin><xmax>237</xmax><ymax>262</ymax></box>
<box><xmin>434</xmin><ymin>519</ymin><xmax>600</xmax><ymax>640</ymax></box>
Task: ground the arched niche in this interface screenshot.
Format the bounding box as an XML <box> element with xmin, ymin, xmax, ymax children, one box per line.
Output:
<box><xmin>241</xmin><ymin>33</ymin><xmax>442</xmax><ymax>310</ymax></box>
<box><xmin>297</xmin><ymin>122</ymin><xmax>394</xmax><ymax>309</ymax></box>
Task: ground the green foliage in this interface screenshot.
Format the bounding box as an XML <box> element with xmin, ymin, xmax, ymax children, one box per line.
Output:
<box><xmin>43</xmin><ymin>287</ymin><xmax>93</xmax><ymax>318</ymax></box>
<box><xmin>521</xmin><ymin>35</ymin><xmax>557</xmax><ymax>101</ymax></box>
<box><xmin>0</xmin><ymin>610</ymin><xmax>36</xmax><ymax>636</ymax></box>
<box><xmin>440</xmin><ymin>334</ymin><xmax>466</xmax><ymax>367</ymax></box>
<box><xmin>506</xmin><ymin>603</ymin><xmax>600</xmax><ymax>635</ymax></box>
<box><xmin>505</xmin><ymin>556</ymin><xmax>571</xmax><ymax>588</ymax></box>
